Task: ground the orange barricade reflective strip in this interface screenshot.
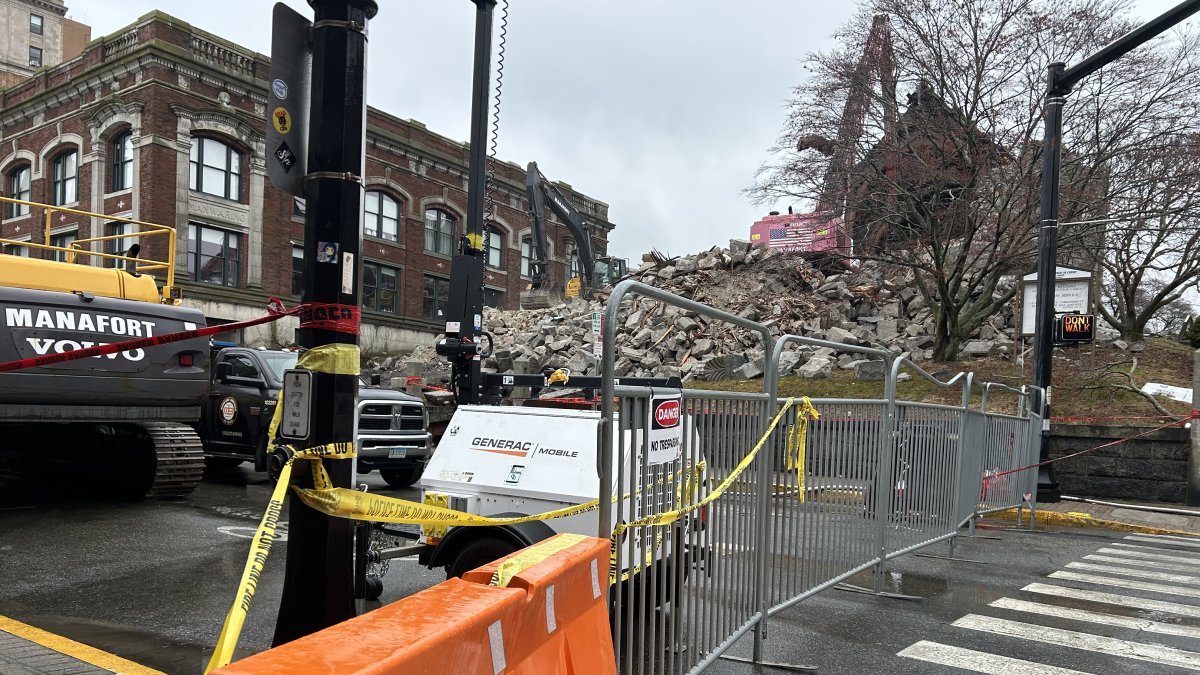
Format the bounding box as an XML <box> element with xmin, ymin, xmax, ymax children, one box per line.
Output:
<box><xmin>212</xmin><ymin>534</ymin><xmax>615</xmax><ymax>675</ymax></box>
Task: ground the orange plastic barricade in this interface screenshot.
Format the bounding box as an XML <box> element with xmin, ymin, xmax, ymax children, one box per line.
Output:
<box><xmin>213</xmin><ymin>533</ymin><xmax>615</xmax><ymax>675</ymax></box>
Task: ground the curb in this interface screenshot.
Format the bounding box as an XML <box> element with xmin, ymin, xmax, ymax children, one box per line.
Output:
<box><xmin>984</xmin><ymin>508</ymin><xmax>1200</xmax><ymax>537</ymax></box>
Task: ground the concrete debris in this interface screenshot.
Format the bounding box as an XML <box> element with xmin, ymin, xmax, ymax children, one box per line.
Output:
<box><xmin>382</xmin><ymin>243</ymin><xmax>1023</xmax><ymax>385</ymax></box>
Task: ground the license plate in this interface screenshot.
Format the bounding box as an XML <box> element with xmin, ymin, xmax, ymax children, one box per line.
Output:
<box><xmin>387</xmin><ymin>447</ymin><xmax>408</xmax><ymax>459</ymax></box>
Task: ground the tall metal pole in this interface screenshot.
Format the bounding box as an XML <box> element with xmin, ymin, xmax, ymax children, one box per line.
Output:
<box><xmin>436</xmin><ymin>0</ymin><xmax>495</xmax><ymax>405</ymax></box>
<box><xmin>1031</xmin><ymin>63</ymin><xmax>1065</xmax><ymax>502</ymax></box>
<box><xmin>273</xmin><ymin>0</ymin><xmax>377</xmax><ymax>645</ymax></box>
<box><xmin>1030</xmin><ymin>0</ymin><xmax>1200</xmax><ymax>502</ymax></box>
<box><xmin>1188</xmin><ymin>349</ymin><xmax>1200</xmax><ymax>506</ymax></box>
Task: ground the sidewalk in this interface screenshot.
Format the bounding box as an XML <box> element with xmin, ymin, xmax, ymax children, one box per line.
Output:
<box><xmin>984</xmin><ymin>495</ymin><xmax>1200</xmax><ymax>536</ymax></box>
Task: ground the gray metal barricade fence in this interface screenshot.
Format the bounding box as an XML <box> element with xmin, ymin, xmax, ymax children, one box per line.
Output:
<box><xmin>597</xmin><ymin>281</ymin><xmax>1043</xmax><ymax>674</ymax></box>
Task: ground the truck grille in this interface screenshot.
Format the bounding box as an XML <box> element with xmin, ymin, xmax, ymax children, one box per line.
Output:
<box><xmin>359</xmin><ymin>403</ymin><xmax>424</xmax><ymax>431</ymax></box>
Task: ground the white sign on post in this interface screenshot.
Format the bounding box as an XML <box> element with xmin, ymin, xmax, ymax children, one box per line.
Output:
<box><xmin>591</xmin><ymin>311</ymin><xmax>604</xmax><ymax>359</ymax></box>
<box><xmin>280</xmin><ymin>369</ymin><xmax>312</xmax><ymax>440</ymax></box>
<box><xmin>647</xmin><ymin>391</ymin><xmax>683</xmax><ymax>465</ymax></box>
<box><xmin>1021</xmin><ymin>266</ymin><xmax>1093</xmax><ymax>336</ymax></box>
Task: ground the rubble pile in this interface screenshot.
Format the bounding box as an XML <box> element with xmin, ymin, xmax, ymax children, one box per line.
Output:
<box><xmin>388</xmin><ymin>240</ymin><xmax>1037</xmax><ymax>384</ymax></box>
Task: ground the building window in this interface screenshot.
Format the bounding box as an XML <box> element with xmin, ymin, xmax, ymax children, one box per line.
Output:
<box><xmin>3</xmin><ymin>244</ymin><xmax>28</xmax><ymax>257</ymax></box>
<box><xmin>105</xmin><ymin>221</ymin><xmax>138</xmax><ymax>268</ymax></box>
<box><xmin>567</xmin><ymin>241</ymin><xmax>584</xmax><ymax>280</ymax></box>
<box><xmin>292</xmin><ymin>196</ymin><xmax>306</xmax><ymax>217</ymax></box>
<box><xmin>364</xmin><ymin>191</ymin><xmax>400</xmax><ymax>242</ymax></box>
<box><xmin>363</xmin><ymin>261</ymin><xmax>399</xmax><ymax>314</ymax></box>
<box><xmin>28</xmin><ymin>46</ymin><xmax>41</xmax><ymax>68</ymax></box>
<box><xmin>187</xmin><ymin>223</ymin><xmax>241</xmax><ymax>287</ymax></box>
<box><xmin>51</xmin><ymin>230</ymin><xmax>77</xmax><ymax>263</ymax></box>
<box><xmin>51</xmin><ymin>151</ymin><xmax>77</xmax><ymax>205</ymax></box>
<box><xmin>7</xmin><ymin>166</ymin><xmax>30</xmax><ymax>217</ymax></box>
<box><xmin>30</xmin><ymin>14</ymin><xmax>43</xmax><ymax>35</ymax></box>
<box><xmin>110</xmin><ymin>132</ymin><xmax>133</xmax><ymax>192</ymax></box>
<box><xmin>483</xmin><ymin>287</ymin><xmax>504</xmax><ymax>308</ymax></box>
<box><xmin>484</xmin><ymin>225</ymin><xmax>503</xmax><ymax>269</ymax></box>
<box><xmin>423</xmin><ymin>275</ymin><xmax>450</xmax><ymax>321</ymax></box>
<box><xmin>189</xmin><ymin>137</ymin><xmax>243</xmax><ymax>201</ymax></box>
<box><xmin>424</xmin><ymin>208</ymin><xmax>455</xmax><ymax>255</ymax></box>
<box><xmin>292</xmin><ymin>245</ymin><xmax>304</xmax><ymax>296</ymax></box>
<box><xmin>520</xmin><ymin>237</ymin><xmax>534</xmax><ymax>277</ymax></box>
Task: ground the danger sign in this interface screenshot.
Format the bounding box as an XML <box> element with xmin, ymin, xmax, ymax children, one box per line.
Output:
<box><xmin>653</xmin><ymin>399</ymin><xmax>680</xmax><ymax>429</ymax></box>
<box><xmin>647</xmin><ymin>391</ymin><xmax>683</xmax><ymax>465</ymax></box>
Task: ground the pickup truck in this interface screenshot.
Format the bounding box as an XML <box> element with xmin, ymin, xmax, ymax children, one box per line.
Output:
<box><xmin>198</xmin><ymin>346</ymin><xmax>432</xmax><ymax>487</ymax></box>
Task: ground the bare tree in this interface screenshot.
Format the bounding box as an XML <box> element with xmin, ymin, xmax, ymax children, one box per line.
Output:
<box><xmin>750</xmin><ymin>0</ymin><xmax>1200</xmax><ymax>360</ymax></box>
<box><xmin>1090</xmin><ymin>137</ymin><xmax>1200</xmax><ymax>341</ymax></box>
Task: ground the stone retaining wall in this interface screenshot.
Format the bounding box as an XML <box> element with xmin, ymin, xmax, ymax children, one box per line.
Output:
<box><xmin>1046</xmin><ymin>424</ymin><xmax>1189</xmax><ymax>503</ymax></box>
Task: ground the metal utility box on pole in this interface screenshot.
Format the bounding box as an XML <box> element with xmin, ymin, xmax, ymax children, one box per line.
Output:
<box><xmin>271</xmin><ymin>0</ymin><xmax>377</xmax><ymax>646</ymax></box>
<box><xmin>1031</xmin><ymin>0</ymin><xmax>1200</xmax><ymax>502</ymax></box>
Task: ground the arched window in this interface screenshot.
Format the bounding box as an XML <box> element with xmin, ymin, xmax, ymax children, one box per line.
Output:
<box><xmin>364</xmin><ymin>190</ymin><xmax>400</xmax><ymax>242</ymax></box>
<box><xmin>51</xmin><ymin>150</ymin><xmax>78</xmax><ymax>205</ymax></box>
<box><xmin>189</xmin><ymin>137</ymin><xmax>242</xmax><ymax>201</ymax></box>
<box><xmin>483</xmin><ymin>224</ymin><xmax>503</xmax><ymax>269</ymax></box>
<box><xmin>110</xmin><ymin>131</ymin><xmax>133</xmax><ymax>192</ymax></box>
<box><xmin>424</xmin><ymin>208</ymin><xmax>455</xmax><ymax>255</ymax></box>
<box><xmin>6</xmin><ymin>165</ymin><xmax>30</xmax><ymax>217</ymax></box>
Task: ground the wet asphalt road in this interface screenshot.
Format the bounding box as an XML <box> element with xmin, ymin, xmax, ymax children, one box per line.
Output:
<box><xmin>0</xmin><ymin>461</ymin><xmax>442</xmax><ymax>674</ymax></box>
<box><xmin>2</xmin><ymin>461</ymin><xmax>1194</xmax><ymax>675</ymax></box>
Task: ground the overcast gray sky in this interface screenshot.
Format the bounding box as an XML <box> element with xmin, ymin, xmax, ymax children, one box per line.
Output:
<box><xmin>65</xmin><ymin>0</ymin><xmax>1187</xmax><ymax>262</ymax></box>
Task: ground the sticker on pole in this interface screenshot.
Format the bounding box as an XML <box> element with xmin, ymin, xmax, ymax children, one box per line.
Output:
<box><xmin>647</xmin><ymin>391</ymin><xmax>683</xmax><ymax>465</ymax></box>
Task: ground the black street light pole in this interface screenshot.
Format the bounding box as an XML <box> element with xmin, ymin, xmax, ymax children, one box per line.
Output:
<box><xmin>273</xmin><ymin>0</ymin><xmax>377</xmax><ymax>645</ymax></box>
<box><xmin>1032</xmin><ymin>0</ymin><xmax>1200</xmax><ymax>501</ymax></box>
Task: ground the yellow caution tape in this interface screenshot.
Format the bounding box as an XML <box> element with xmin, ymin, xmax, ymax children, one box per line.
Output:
<box><xmin>608</xmin><ymin>397</ymin><xmax>808</xmax><ymax>583</ymax></box>
<box><xmin>488</xmin><ymin>533</ymin><xmax>590</xmax><ymax>588</ymax></box>
<box><xmin>206</xmin><ymin>342</ymin><xmax>359</xmax><ymax>675</ymax></box>
<box><xmin>785</xmin><ymin>398</ymin><xmax>820</xmax><ymax>503</ymax></box>
<box><xmin>204</xmin><ymin>442</ymin><xmax>355</xmax><ymax>674</ymax></box>
<box><xmin>265</xmin><ymin>344</ymin><xmax>361</xmax><ymax>447</ymax></box>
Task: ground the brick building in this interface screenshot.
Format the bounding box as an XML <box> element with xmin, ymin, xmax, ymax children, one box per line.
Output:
<box><xmin>0</xmin><ymin>0</ymin><xmax>90</xmax><ymax>89</ymax></box>
<box><xmin>0</xmin><ymin>9</ymin><xmax>616</xmax><ymax>353</ymax></box>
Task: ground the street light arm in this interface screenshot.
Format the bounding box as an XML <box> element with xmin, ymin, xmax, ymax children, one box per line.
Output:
<box><xmin>1056</xmin><ymin>0</ymin><xmax>1200</xmax><ymax>93</ymax></box>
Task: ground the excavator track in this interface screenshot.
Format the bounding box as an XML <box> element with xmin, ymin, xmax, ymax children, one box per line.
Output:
<box><xmin>141</xmin><ymin>422</ymin><xmax>205</xmax><ymax>499</ymax></box>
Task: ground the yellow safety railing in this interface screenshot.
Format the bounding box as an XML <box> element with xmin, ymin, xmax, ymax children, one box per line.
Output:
<box><xmin>0</xmin><ymin>195</ymin><xmax>178</xmax><ymax>296</ymax></box>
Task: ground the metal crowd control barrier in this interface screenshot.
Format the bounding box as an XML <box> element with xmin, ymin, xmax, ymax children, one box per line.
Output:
<box><xmin>597</xmin><ymin>280</ymin><xmax>1043</xmax><ymax>674</ymax></box>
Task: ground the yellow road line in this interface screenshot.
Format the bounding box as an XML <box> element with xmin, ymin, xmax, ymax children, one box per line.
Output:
<box><xmin>0</xmin><ymin>614</ymin><xmax>165</xmax><ymax>675</ymax></box>
<box><xmin>985</xmin><ymin>508</ymin><xmax>1200</xmax><ymax>537</ymax></box>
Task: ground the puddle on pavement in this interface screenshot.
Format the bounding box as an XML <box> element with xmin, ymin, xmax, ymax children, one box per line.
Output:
<box><xmin>12</xmin><ymin>614</ymin><xmax>204</xmax><ymax>674</ymax></box>
<box><xmin>846</xmin><ymin>569</ymin><xmax>950</xmax><ymax>598</ymax></box>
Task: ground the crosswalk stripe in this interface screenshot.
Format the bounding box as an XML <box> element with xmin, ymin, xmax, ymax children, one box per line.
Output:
<box><xmin>990</xmin><ymin>597</ymin><xmax>1200</xmax><ymax>639</ymax></box>
<box><xmin>897</xmin><ymin>640</ymin><xmax>1093</xmax><ymax>674</ymax></box>
<box><xmin>1049</xmin><ymin>571</ymin><xmax>1200</xmax><ymax>599</ymax></box>
<box><xmin>1065</xmin><ymin>561</ymin><xmax>1200</xmax><ymax>585</ymax></box>
<box><xmin>1125</xmin><ymin>534</ymin><xmax>1200</xmax><ymax>549</ymax></box>
<box><xmin>953</xmin><ymin>614</ymin><xmax>1200</xmax><ymax>670</ymax></box>
<box><xmin>1085</xmin><ymin>553</ymin><xmax>1200</xmax><ymax>574</ymax></box>
<box><xmin>1098</xmin><ymin>546</ymin><xmax>1200</xmax><ymax>565</ymax></box>
<box><xmin>1023</xmin><ymin>583</ymin><xmax>1200</xmax><ymax>618</ymax></box>
<box><xmin>1109</xmin><ymin>542</ymin><xmax>1200</xmax><ymax>560</ymax></box>
<box><xmin>1127</xmin><ymin>534</ymin><xmax>1200</xmax><ymax>544</ymax></box>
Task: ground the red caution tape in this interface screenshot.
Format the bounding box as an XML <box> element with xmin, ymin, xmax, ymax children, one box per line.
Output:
<box><xmin>1049</xmin><ymin>415</ymin><xmax>1178</xmax><ymax>423</ymax></box>
<box><xmin>984</xmin><ymin>411</ymin><xmax>1199</xmax><ymax>484</ymax></box>
<box><xmin>0</xmin><ymin>299</ymin><xmax>358</xmax><ymax>373</ymax></box>
<box><xmin>298</xmin><ymin>303</ymin><xmax>360</xmax><ymax>334</ymax></box>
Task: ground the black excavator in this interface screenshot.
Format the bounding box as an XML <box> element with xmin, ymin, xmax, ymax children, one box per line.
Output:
<box><xmin>520</xmin><ymin>161</ymin><xmax>627</xmax><ymax>309</ymax></box>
